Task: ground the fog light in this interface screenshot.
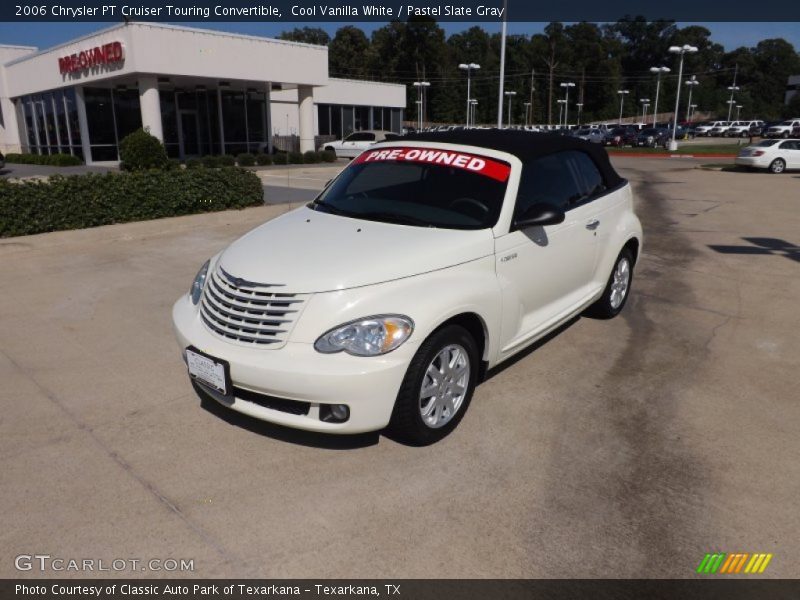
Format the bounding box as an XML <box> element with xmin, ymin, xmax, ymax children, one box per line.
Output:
<box><xmin>320</xmin><ymin>404</ymin><xmax>350</xmax><ymax>423</ymax></box>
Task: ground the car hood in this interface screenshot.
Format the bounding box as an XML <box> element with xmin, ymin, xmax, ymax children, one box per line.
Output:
<box><xmin>216</xmin><ymin>206</ymin><xmax>495</xmax><ymax>293</ymax></box>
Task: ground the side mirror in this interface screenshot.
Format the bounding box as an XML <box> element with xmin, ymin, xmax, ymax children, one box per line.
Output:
<box><xmin>513</xmin><ymin>202</ymin><xmax>565</xmax><ymax>230</ymax></box>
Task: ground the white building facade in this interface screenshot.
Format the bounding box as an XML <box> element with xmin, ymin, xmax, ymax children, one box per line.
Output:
<box><xmin>0</xmin><ymin>23</ymin><xmax>405</xmax><ymax>162</ymax></box>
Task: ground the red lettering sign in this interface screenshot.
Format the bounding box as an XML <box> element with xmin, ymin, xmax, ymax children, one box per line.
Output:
<box><xmin>58</xmin><ymin>41</ymin><xmax>124</xmax><ymax>74</ymax></box>
<box><xmin>353</xmin><ymin>146</ymin><xmax>511</xmax><ymax>182</ymax></box>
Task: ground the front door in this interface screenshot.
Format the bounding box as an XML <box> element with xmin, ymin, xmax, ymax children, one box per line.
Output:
<box><xmin>495</xmin><ymin>151</ymin><xmax>601</xmax><ymax>356</ymax></box>
<box><xmin>178</xmin><ymin>110</ymin><xmax>201</xmax><ymax>158</ymax></box>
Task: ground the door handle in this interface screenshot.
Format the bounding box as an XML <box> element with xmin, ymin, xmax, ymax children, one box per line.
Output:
<box><xmin>586</xmin><ymin>219</ymin><xmax>600</xmax><ymax>230</ymax></box>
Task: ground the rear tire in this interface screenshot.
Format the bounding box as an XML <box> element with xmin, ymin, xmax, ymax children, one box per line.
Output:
<box><xmin>388</xmin><ymin>325</ymin><xmax>478</xmax><ymax>446</ymax></box>
<box><xmin>769</xmin><ymin>158</ymin><xmax>786</xmax><ymax>174</ymax></box>
<box><xmin>586</xmin><ymin>248</ymin><xmax>634</xmax><ymax>319</ymax></box>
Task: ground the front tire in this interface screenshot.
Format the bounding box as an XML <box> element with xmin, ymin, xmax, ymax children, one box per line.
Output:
<box><xmin>586</xmin><ymin>248</ymin><xmax>634</xmax><ymax>319</ymax></box>
<box><xmin>388</xmin><ymin>325</ymin><xmax>478</xmax><ymax>446</ymax></box>
<box><xmin>769</xmin><ymin>158</ymin><xmax>786</xmax><ymax>174</ymax></box>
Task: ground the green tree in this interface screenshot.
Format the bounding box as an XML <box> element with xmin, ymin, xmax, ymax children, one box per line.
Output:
<box><xmin>329</xmin><ymin>26</ymin><xmax>371</xmax><ymax>78</ymax></box>
<box><xmin>278</xmin><ymin>27</ymin><xmax>330</xmax><ymax>46</ymax></box>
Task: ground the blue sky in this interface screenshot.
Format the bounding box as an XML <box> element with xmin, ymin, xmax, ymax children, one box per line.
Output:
<box><xmin>1</xmin><ymin>21</ymin><xmax>798</xmax><ymax>52</ymax></box>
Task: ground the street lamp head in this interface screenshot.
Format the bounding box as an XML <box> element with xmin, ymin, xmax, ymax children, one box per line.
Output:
<box><xmin>727</xmin><ymin>85</ymin><xmax>740</xmax><ymax>91</ymax></box>
<box><xmin>470</xmin><ymin>63</ymin><xmax>480</xmax><ymax>70</ymax></box>
<box><xmin>640</xmin><ymin>98</ymin><xmax>650</xmax><ymax>103</ymax></box>
<box><xmin>505</xmin><ymin>91</ymin><xmax>517</xmax><ymax>96</ymax></box>
<box><xmin>560</xmin><ymin>82</ymin><xmax>576</xmax><ymax>88</ymax></box>
<box><xmin>458</xmin><ymin>63</ymin><xmax>469</xmax><ymax>70</ymax></box>
<box><xmin>618</xmin><ymin>89</ymin><xmax>630</xmax><ymax>95</ymax></box>
<box><xmin>669</xmin><ymin>45</ymin><xmax>699</xmax><ymax>54</ymax></box>
<box><xmin>650</xmin><ymin>66</ymin><xmax>671</xmax><ymax>74</ymax></box>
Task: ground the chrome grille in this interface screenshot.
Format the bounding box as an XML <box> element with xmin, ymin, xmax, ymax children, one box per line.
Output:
<box><xmin>200</xmin><ymin>266</ymin><xmax>307</xmax><ymax>346</ymax></box>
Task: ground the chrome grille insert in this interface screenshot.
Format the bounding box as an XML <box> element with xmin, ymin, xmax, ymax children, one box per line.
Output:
<box><xmin>200</xmin><ymin>266</ymin><xmax>307</xmax><ymax>346</ymax></box>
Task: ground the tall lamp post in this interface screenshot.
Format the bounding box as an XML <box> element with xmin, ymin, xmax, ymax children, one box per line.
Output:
<box><xmin>557</xmin><ymin>99</ymin><xmax>566</xmax><ymax>127</ymax></box>
<box><xmin>576</xmin><ymin>102</ymin><xmax>584</xmax><ymax>126</ymax></box>
<box><xmin>726</xmin><ymin>85</ymin><xmax>740</xmax><ymax>122</ymax></box>
<box><xmin>470</xmin><ymin>99</ymin><xmax>478</xmax><ymax>127</ymax></box>
<box><xmin>617</xmin><ymin>89</ymin><xmax>629</xmax><ymax>125</ymax></box>
<box><xmin>504</xmin><ymin>91</ymin><xmax>517</xmax><ymax>127</ymax></box>
<box><xmin>684</xmin><ymin>75</ymin><xmax>699</xmax><ymax>123</ymax></box>
<box><xmin>458</xmin><ymin>63</ymin><xmax>480</xmax><ymax>127</ymax></box>
<box><xmin>640</xmin><ymin>98</ymin><xmax>651</xmax><ymax>123</ymax></box>
<box><xmin>523</xmin><ymin>102</ymin><xmax>531</xmax><ymax>126</ymax></box>
<box><xmin>735</xmin><ymin>104</ymin><xmax>743</xmax><ymax>121</ymax></box>
<box><xmin>412</xmin><ymin>81</ymin><xmax>430</xmax><ymax>130</ymax></box>
<box><xmin>650</xmin><ymin>66</ymin><xmax>671</xmax><ymax>126</ymax></box>
<box><xmin>560</xmin><ymin>82</ymin><xmax>575</xmax><ymax>128</ymax></box>
<box><xmin>689</xmin><ymin>104</ymin><xmax>698</xmax><ymax>121</ymax></box>
<box><xmin>668</xmin><ymin>44</ymin><xmax>698</xmax><ymax>149</ymax></box>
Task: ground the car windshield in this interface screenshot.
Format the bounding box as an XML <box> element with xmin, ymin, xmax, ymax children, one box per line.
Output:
<box><xmin>311</xmin><ymin>147</ymin><xmax>511</xmax><ymax>230</ymax></box>
<box><xmin>755</xmin><ymin>140</ymin><xmax>780</xmax><ymax>147</ymax></box>
<box><xmin>780</xmin><ymin>121</ymin><xmax>795</xmax><ymax>126</ymax></box>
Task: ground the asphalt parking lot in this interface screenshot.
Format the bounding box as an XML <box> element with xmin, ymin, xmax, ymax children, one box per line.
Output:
<box><xmin>1</xmin><ymin>156</ymin><xmax>798</xmax><ymax>579</ymax></box>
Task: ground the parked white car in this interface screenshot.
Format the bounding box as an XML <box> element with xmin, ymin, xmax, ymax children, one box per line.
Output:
<box><xmin>173</xmin><ymin>131</ymin><xmax>643</xmax><ymax>444</ymax></box>
<box><xmin>694</xmin><ymin>121</ymin><xmax>729</xmax><ymax>137</ymax></box>
<box><xmin>320</xmin><ymin>130</ymin><xmax>400</xmax><ymax>158</ymax></box>
<box><xmin>735</xmin><ymin>139</ymin><xmax>800</xmax><ymax>173</ymax></box>
<box><xmin>727</xmin><ymin>120</ymin><xmax>763</xmax><ymax>137</ymax></box>
<box><xmin>765</xmin><ymin>119</ymin><xmax>800</xmax><ymax>139</ymax></box>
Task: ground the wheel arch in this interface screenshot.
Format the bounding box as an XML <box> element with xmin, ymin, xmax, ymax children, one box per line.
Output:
<box><xmin>428</xmin><ymin>312</ymin><xmax>490</xmax><ymax>381</ymax></box>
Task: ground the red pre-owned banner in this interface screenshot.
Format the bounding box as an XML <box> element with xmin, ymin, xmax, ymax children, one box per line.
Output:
<box><xmin>353</xmin><ymin>147</ymin><xmax>511</xmax><ymax>182</ymax></box>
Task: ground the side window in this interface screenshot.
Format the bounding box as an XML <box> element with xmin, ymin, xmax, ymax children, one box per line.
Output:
<box><xmin>515</xmin><ymin>152</ymin><xmax>583</xmax><ymax>218</ymax></box>
<box><xmin>779</xmin><ymin>141</ymin><xmax>797</xmax><ymax>150</ymax></box>
<box><xmin>570</xmin><ymin>151</ymin><xmax>607</xmax><ymax>200</ymax></box>
<box><xmin>346</xmin><ymin>132</ymin><xmax>374</xmax><ymax>142</ymax></box>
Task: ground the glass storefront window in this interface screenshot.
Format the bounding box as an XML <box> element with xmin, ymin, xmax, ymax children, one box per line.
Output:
<box><xmin>355</xmin><ymin>106</ymin><xmax>370</xmax><ymax>131</ymax></box>
<box><xmin>246</xmin><ymin>91</ymin><xmax>266</xmax><ymax>152</ymax></box>
<box><xmin>221</xmin><ymin>90</ymin><xmax>246</xmax><ymax>154</ymax></box>
<box><xmin>114</xmin><ymin>88</ymin><xmax>142</xmax><ymax>140</ymax></box>
<box><xmin>317</xmin><ymin>104</ymin><xmax>331</xmax><ymax>136</ymax></box>
<box><xmin>84</xmin><ymin>87</ymin><xmax>116</xmax><ymax>160</ymax></box>
<box><xmin>64</xmin><ymin>88</ymin><xmax>81</xmax><ymax>151</ymax></box>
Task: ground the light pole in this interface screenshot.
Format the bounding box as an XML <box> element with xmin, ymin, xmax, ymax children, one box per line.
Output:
<box><xmin>736</xmin><ymin>104</ymin><xmax>742</xmax><ymax>121</ymax></box>
<box><xmin>470</xmin><ymin>99</ymin><xmax>478</xmax><ymax>127</ymax></box>
<box><xmin>458</xmin><ymin>63</ymin><xmax>480</xmax><ymax>127</ymax></box>
<box><xmin>560</xmin><ymin>82</ymin><xmax>575</xmax><ymax>128</ymax></box>
<box><xmin>504</xmin><ymin>91</ymin><xmax>516</xmax><ymax>127</ymax></box>
<box><xmin>689</xmin><ymin>104</ymin><xmax>698</xmax><ymax>121</ymax></box>
<box><xmin>684</xmin><ymin>76</ymin><xmax>699</xmax><ymax>123</ymax></box>
<box><xmin>640</xmin><ymin>98</ymin><xmax>650</xmax><ymax>123</ymax></box>
<box><xmin>650</xmin><ymin>66</ymin><xmax>671</xmax><ymax>126</ymax></box>
<box><xmin>726</xmin><ymin>85</ymin><xmax>740</xmax><ymax>122</ymax></box>
<box><xmin>557</xmin><ymin>99</ymin><xmax>566</xmax><ymax>127</ymax></box>
<box><xmin>523</xmin><ymin>102</ymin><xmax>531</xmax><ymax>126</ymax></box>
<box><xmin>412</xmin><ymin>81</ymin><xmax>430</xmax><ymax>130</ymax></box>
<box><xmin>576</xmin><ymin>102</ymin><xmax>584</xmax><ymax>126</ymax></box>
<box><xmin>617</xmin><ymin>89</ymin><xmax>629</xmax><ymax>125</ymax></box>
<box><xmin>668</xmin><ymin>44</ymin><xmax>698</xmax><ymax>149</ymax></box>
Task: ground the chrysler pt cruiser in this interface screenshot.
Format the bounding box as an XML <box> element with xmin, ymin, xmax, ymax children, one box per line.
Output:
<box><xmin>173</xmin><ymin>130</ymin><xmax>642</xmax><ymax>445</ymax></box>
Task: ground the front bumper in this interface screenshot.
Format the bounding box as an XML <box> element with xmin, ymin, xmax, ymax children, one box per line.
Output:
<box><xmin>173</xmin><ymin>295</ymin><xmax>417</xmax><ymax>434</ymax></box>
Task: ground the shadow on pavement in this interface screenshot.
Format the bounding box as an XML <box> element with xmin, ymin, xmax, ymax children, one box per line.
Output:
<box><xmin>708</xmin><ymin>237</ymin><xmax>800</xmax><ymax>264</ymax></box>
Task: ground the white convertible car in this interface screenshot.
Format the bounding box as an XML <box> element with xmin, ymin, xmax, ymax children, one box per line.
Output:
<box><xmin>173</xmin><ymin>130</ymin><xmax>643</xmax><ymax>445</ymax></box>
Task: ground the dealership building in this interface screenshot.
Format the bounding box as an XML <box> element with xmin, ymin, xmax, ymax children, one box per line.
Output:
<box><xmin>0</xmin><ymin>22</ymin><xmax>406</xmax><ymax>162</ymax></box>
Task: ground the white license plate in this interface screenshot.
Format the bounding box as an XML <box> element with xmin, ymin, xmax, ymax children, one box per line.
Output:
<box><xmin>186</xmin><ymin>348</ymin><xmax>228</xmax><ymax>395</ymax></box>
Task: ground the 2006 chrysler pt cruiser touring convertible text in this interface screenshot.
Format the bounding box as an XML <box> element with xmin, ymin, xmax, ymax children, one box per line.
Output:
<box><xmin>173</xmin><ymin>130</ymin><xmax>642</xmax><ymax>445</ymax></box>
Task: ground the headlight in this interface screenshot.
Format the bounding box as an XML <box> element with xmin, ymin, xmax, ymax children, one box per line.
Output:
<box><xmin>190</xmin><ymin>260</ymin><xmax>210</xmax><ymax>305</ymax></box>
<box><xmin>314</xmin><ymin>315</ymin><xmax>414</xmax><ymax>356</ymax></box>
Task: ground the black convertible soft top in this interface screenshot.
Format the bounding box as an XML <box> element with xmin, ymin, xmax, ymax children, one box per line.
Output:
<box><xmin>399</xmin><ymin>129</ymin><xmax>624</xmax><ymax>188</ymax></box>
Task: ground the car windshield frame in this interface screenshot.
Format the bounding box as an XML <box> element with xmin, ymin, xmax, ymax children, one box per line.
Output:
<box><xmin>310</xmin><ymin>147</ymin><xmax>512</xmax><ymax>231</ymax></box>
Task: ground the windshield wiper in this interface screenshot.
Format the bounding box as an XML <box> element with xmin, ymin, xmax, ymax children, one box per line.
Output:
<box><xmin>358</xmin><ymin>212</ymin><xmax>436</xmax><ymax>227</ymax></box>
<box><xmin>310</xmin><ymin>201</ymin><xmax>359</xmax><ymax>218</ymax></box>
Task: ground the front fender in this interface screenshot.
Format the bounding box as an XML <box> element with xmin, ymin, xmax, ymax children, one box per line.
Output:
<box><xmin>289</xmin><ymin>256</ymin><xmax>502</xmax><ymax>361</ymax></box>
